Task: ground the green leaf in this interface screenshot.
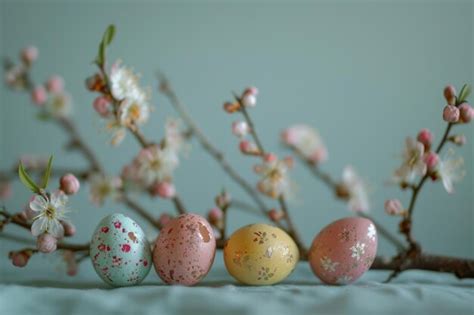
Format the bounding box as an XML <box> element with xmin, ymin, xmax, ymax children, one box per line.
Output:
<box><xmin>18</xmin><ymin>162</ymin><xmax>40</xmax><ymax>194</ymax></box>
<box><xmin>103</xmin><ymin>24</ymin><xmax>116</xmax><ymax>45</ymax></box>
<box><xmin>458</xmin><ymin>84</ymin><xmax>471</xmax><ymax>102</ymax></box>
<box><xmin>40</xmin><ymin>156</ymin><xmax>53</xmax><ymax>189</ymax></box>
<box><xmin>95</xmin><ymin>24</ymin><xmax>116</xmax><ymax>66</ymax></box>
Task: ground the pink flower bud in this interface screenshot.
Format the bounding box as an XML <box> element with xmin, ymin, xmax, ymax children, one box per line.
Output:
<box><xmin>93</xmin><ymin>96</ymin><xmax>111</xmax><ymax>117</ymax></box>
<box><xmin>151</xmin><ymin>181</ymin><xmax>176</xmax><ymax>199</ymax></box>
<box><xmin>263</xmin><ymin>153</ymin><xmax>277</xmax><ymax>163</ymax></box>
<box><xmin>21</xmin><ymin>46</ymin><xmax>38</xmax><ymax>64</ymax></box>
<box><xmin>309</xmin><ymin>147</ymin><xmax>328</xmax><ymax>164</ymax></box>
<box><xmin>158</xmin><ymin>213</ymin><xmax>173</xmax><ymax>229</ymax></box>
<box><xmin>31</xmin><ymin>86</ymin><xmax>47</xmax><ymax>105</ymax></box>
<box><xmin>244</xmin><ymin>87</ymin><xmax>259</xmax><ymax>96</ymax></box>
<box><xmin>384</xmin><ymin>199</ymin><xmax>404</xmax><ymax>216</ymax></box>
<box><xmin>207</xmin><ymin>207</ymin><xmax>223</xmax><ymax>225</ymax></box>
<box><xmin>239</xmin><ymin>140</ymin><xmax>260</xmax><ymax>155</ymax></box>
<box><xmin>10</xmin><ymin>251</ymin><xmax>31</xmax><ymax>267</ymax></box>
<box><xmin>46</xmin><ymin>75</ymin><xmax>64</xmax><ymax>93</ymax></box>
<box><xmin>423</xmin><ymin>152</ymin><xmax>439</xmax><ymax>171</ymax></box>
<box><xmin>459</xmin><ymin>103</ymin><xmax>473</xmax><ymax>123</ymax></box>
<box><xmin>268</xmin><ymin>208</ymin><xmax>284</xmax><ymax>222</ymax></box>
<box><xmin>417</xmin><ymin>129</ymin><xmax>433</xmax><ymax>148</ymax></box>
<box><xmin>36</xmin><ymin>233</ymin><xmax>58</xmax><ymax>253</ymax></box>
<box><xmin>452</xmin><ymin>134</ymin><xmax>466</xmax><ymax>146</ymax></box>
<box><xmin>59</xmin><ymin>173</ymin><xmax>80</xmax><ymax>195</ymax></box>
<box><xmin>0</xmin><ymin>181</ymin><xmax>12</xmax><ymax>200</ymax></box>
<box><xmin>215</xmin><ymin>191</ymin><xmax>231</xmax><ymax>209</ymax></box>
<box><xmin>62</xmin><ymin>221</ymin><xmax>76</xmax><ymax>237</ymax></box>
<box><xmin>232</xmin><ymin>121</ymin><xmax>250</xmax><ymax>137</ymax></box>
<box><xmin>443</xmin><ymin>85</ymin><xmax>457</xmax><ymax>105</ymax></box>
<box><xmin>443</xmin><ymin>105</ymin><xmax>460</xmax><ymax>123</ymax></box>
<box><xmin>241</xmin><ymin>93</ymin><xmax>257</xmax><ymax>107</ymax></box>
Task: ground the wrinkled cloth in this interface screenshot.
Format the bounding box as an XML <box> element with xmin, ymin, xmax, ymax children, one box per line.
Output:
<box><xmin>1</xmin><ymin>255</ymin><xmax>473</xmax><ymax>315</ymax></box>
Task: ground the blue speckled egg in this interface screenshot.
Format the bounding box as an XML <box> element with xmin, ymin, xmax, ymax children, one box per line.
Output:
<box><xmin>90</xmin><ymin>213</ymin><xmax>152</xmax><ymax>287</ymax></box>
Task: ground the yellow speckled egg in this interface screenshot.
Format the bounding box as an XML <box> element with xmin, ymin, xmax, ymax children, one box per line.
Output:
<box><xmin>223</xmin><ymin>223</ymin><xmax>299</xmax><ymax>285</ymax></box>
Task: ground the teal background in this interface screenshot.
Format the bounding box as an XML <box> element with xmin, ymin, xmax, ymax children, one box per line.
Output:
<box><xmin>0</xmin><ymin>0</ymin><xmax>473</xmax><ymax>278</ymax></box>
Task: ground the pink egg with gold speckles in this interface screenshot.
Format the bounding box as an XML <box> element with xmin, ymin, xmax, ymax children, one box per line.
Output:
<box><xmin>308</xmin><ymin>217</ymin><xmax>377</xmax><ymax>285</ymax></box>
<box><xmin>153</xmin><ymin>213</ymin><xmax>216</xmax><ymax>285</ymax></box>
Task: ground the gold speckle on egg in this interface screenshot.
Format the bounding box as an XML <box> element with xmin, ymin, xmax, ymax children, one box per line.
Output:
<box><xmin>198</xmin><ymin>222</ymin><xmax>211</xmax><ymax>243</ymax></box>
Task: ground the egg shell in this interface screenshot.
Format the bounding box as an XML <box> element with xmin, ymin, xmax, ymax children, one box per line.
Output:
<box><xmin>90</xmin><ymin>213</ymin><xmax>152</xmax><ymax>287</ymax></box>
<box><xmin>153</xmin><ymin>213</ymin><xmax>216</xmax><ymax>286</ymax></box>
<box><xmin>308</xmin><ymin>217</ymin><xmax>377</xmax><ymax>285</ymax></box>
<box><xmin>223</xmin><ymin>223</ymin><xmax>299</xmax><ymax>285</ymax></box>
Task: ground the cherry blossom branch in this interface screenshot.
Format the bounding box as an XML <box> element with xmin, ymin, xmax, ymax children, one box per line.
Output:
<box><xmin>384</xmin><ymin>85</ymin><xmax>474</xmax><ymax>281</ymax></box>
<box><xmin>2</xmin><ymin>62</ymin><xmax>162</xmax><ymax>243</ymax></box>
<box><xmin>1</xmin><ymin>208</ymin><xmax>89</xmax><ymax>253</ymax></box>
<box><xmin>158</xmin><ymin>77</ymin><xmax>274</xmax><ymax>222</ymax></box>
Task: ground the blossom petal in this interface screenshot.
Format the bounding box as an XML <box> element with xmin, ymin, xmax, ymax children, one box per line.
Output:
<box><xmin>31</xmin><ymin>217</ymin><xmax>47</xmax><ymax>236</ymax></box>
<box><xmin>29</xmin><ymin>195</ymin><xmax>48</xmax><ymax>212</ymax></box>
<box><xmin>48</xmin><ymin>219</ymin><xmax>64</xmax><ymax>238</ymax></box>
<box><xmin>50</xmin><ymin>190</ymin><xmax>68</xmax><ymax>207</ymax></box>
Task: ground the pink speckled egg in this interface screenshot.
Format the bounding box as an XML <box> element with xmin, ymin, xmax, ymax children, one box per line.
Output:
<box><xmin>153</xmin><ymin>213</ymin><xmax>216</xmax><ymax>285</ymax></box>
<box><xmin>308</xmin><ymin>217</ymin><xmax>377</xmax><ymax>285</ymax></box>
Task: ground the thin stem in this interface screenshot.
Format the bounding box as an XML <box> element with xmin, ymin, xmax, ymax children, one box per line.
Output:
<box><xmin>129</xmin><ymin>126</ymin><xmax>151</xmax><ymax>148</ymax></box>
<box><xmin>278</xmin><ymin>196</ymin><xmax>307</xmax><ymax>258</ymax></box>
<box><xmin>171</xmin><ymin>196</ymin><xmax>186</xmax><ymax>215</ymax></box>
<box><xmin>239</xmin><ymin>100</ymin><xmax>265</xmax><ymax>153</ymax></box>
<box><xmin>121</xmin><ymin>194</ymin><xmax>160</xmax><ymax>229</ymax></box>
<box><xmin>234</xmin><ymin>94</ymin><xmax>307</xmax><ymax>256</ymax></box>
<box><xmin>160</xmin><ymin>79</ymin><xmax>271</xmax><ymax>221</ymax></box>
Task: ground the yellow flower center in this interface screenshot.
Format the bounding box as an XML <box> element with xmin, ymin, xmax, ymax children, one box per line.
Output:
<box><xmin>128</xmin><ymin>103</ymin><xmax>141</xmax><ymax>121</ymax></box>
<box><xmin>45</xmin><ymin>205</ymin><xmax>56</xmax><ymax>219</ymax></box>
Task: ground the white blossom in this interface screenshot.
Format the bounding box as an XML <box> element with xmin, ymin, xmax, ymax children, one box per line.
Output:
<box><xmin>281</xmin><ymin>125</ymin><xmax>327</xmax><ymax>163</ymax></box>
<box><xmin>29</xmin><ymin>191</ymin><xmax>68</xmax><ymax>238</ymax></box>
<box><xmin>254</xmin><ymin>155</ymin><xmax>294</xmax><ymax>199</ymax></box>
<box><xmin>438</xmin><ymin>149</ymin><xmax>465</xmax><ymax>193</ymax></box>
<box><xmin>341</xmin><ymin>166</ymin><xmax>370</xmax><ymax>213</ymax></box>
<box><xmin>393</xmin><ymin>137</ymin><xmax>427</xmax><ymax>183</ymax></box>
<box><xmin>89</xmin><ymin>173</ymin><xmax>122</xmax><ymax>206</ymax></box>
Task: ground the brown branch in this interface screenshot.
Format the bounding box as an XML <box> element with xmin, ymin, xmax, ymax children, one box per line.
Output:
<box><xmin>371</xmin><ymin>254</ymin><xmax>474</xmax><ymax>279</ymax></box>
<box><xmin>56</xmin><ymin>117</ymin><xmax>104</xmax><ymax>173</ymax></box>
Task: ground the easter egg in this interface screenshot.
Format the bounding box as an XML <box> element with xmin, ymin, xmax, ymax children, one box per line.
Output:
<box><xmin>223</xmin><ymin>223</ymin><xmax>299</xmax><ymax>285</ymax></box>
<box><xmin>308</xmin><ymin>217</ymin><xmax>377</xmax><ymax>285</ymax></box>
<box><xmin>153</xmin><ymin>213</ymin><xmax>216</xmax><ymax>285</ymax></box>
<box><xmin>90</xmin><ymin>213</ymin><xmax>152</xmax><ymax>287</ymax></box>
